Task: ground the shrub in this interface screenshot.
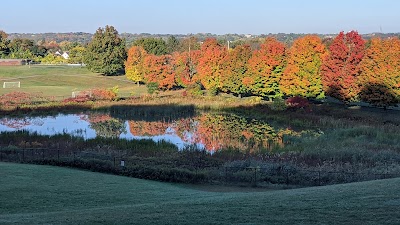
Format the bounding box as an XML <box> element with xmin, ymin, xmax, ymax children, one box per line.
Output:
<box><xmin>186</xmin><ymin>83</ymin><xmax>204</xmax><ymax>97</ymax></box>
<box><xmin>0</xmin><ymin>92</ymin><xmax>47</xmax><ymax>107</ymax></box>
<box><xmin>270</xmin><ymin>97</ymin><xmax>287</xmax><ymax>111</ymax></box>
<box><xmin>285</xmin><ymin>96</ymin><xmax>310</xmax><ymax>109</ymax></box>
<box><xmin>208</xmin><ymin>86</ymin><xmax>219</xmax><ymax>96</ymax></box>
<box><xmin>146</xmin><ymin>82</ymin><xmax>159</xmax><ymax>95</ymax></box>
<box><xmin>91</xmin><ymin>88</ymin><xmax>117</xmax><ymax>101</ymax></box>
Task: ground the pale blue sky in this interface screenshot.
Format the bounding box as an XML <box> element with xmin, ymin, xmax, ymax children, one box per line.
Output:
<box><xmin>1</xmin><ymin>0</ymin><xmax>399</xmax><ymax>34</ymax></box>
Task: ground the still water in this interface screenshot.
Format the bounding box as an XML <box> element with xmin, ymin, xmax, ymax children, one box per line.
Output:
<box><xmin>0</xmin><ymin>110</ymin><xmax>310</xmax><ymax>151</ymax></box>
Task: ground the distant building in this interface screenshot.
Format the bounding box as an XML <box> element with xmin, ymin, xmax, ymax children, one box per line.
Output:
<box><xmin>61</xmin><ymin>51</ymin><xmax>69</xmax><ymax>59</ymax></box>
<box><xmin>54</xmin><ymin>50</ymin><xmax>69</xmax><ymax>59</ymax></box>
<box><xmin>0</xmin><ymin>59</ymin><xmax>27</xmax><ymax>66</ymax></box>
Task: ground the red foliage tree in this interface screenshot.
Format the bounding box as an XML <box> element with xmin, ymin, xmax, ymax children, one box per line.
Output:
<box><xmin>173</xmin><ymin>50</ymin><xmax>201</xmax><ymax>87</ymax></box>
<box><xmin>142</xmin><ymin>54</ymin><xmax>176</xmax><ymax>90</ymax></box>
<box><xmin>321</xmin><ymin>31</ymin><xmax>365</xmax><ymax>102</ymax></box>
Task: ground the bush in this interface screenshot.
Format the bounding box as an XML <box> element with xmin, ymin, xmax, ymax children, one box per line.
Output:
<box><xmin>270</xmin><ymin>97</ymin><xmax>287</xmax><ymax>111</ymax></box>
<box><xmin>208</xmin><ymin>86</ymin><xmax>219</xmax><ymax>96</ymax></box>
<box><xmin>285</xmin><ymin>96</ymin><xmax>310</xmax><ymax>109</ymax></box>
<box><xmin>146</xmin><ymin>82</ymin><xmax>159</xmax><ymax>95</ymax></box>
<box><xmin>91</xmin><ymin>88</ymin><xmax>117</xmax><ymax>101</ymax></box>
<box><xmin>186</xmin><ymin>83</ymin><xmax>204</xmax><ymax>97</ymax></box>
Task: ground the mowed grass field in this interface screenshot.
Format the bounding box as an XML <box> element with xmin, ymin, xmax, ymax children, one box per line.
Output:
<box><xmin>0</xmin><ymin>65</ymin><xmax>146</xmax><ymax>98</ymax></box>
<box><xmin>1</xmin><ymin>162</ymin><xmax>399</xmax><ymax>225</ymax></box>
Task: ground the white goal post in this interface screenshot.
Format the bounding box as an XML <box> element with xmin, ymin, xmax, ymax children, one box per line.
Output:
<box><xmin>3</xmin><ymin>81</ymin><xmax>21</xmax><ymax>88</ymax></box>
<box><xmin>72</xmin><ymin>90</ymin><xmax>92</xmax><ymax>98</ymax></box>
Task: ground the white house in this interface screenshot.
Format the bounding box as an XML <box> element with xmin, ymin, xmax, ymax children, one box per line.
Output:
<box><xmin>54</xmin><ymin>51</ymin><xmax>69</xmax><ymax>59</ymax></box>
<box><xmin>61</xmin><ymin>52</ymin><xmax>69</xmax><ymax>59</ymax></box>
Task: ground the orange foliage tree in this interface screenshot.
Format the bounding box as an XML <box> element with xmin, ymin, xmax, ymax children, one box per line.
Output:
<box><xmin>173</xmin><ymin>50</ymin><xmax>201</xmax><ymax>87</ymax></box>
<box><xmin>358</xmin><ymin>37</ymin><xmax>400</xmax><ymax>106</ymax></box>
<box><xmin>321</xmin><ymin>31</ymin><xmax>365</xmax><ymax>102</ymax></box>
<box><xmin>220</xmin><ymin>44</ymin><xmax>252</xmax><ymax>97</ymax></box>
<box><xmin>197</xmin><ymin>38</ymin><xmax>228</xmax><ymax>91</ymax></box>
<box><xmin>125</xmin><ymin>46</ymin><xmax>148</xmax><ymax>85</ymax></box>
<box><xmin>280</xmin><ymin>35</ymin><xmax>327</xmax><ymax>98</ymax></box>
<box><xmin>247</xmin><ymin>37</ymin><xmax>286</xmax><ymax>98</ymax></box>
<box><xmin>142</xmin><ymin>54</ymin><xmax>176</xmax><ymax>90</ymax></box>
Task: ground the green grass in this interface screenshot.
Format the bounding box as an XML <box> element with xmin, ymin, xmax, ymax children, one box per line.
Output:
<box><xmin>0</xmin><ymin>65</ymin><xmax>147</xmax><ymax>98</ymax></box>
<box><xmin>1</xmin><ymin>162</ymin><xmax>399</xmax><ymax>225</ymax></box>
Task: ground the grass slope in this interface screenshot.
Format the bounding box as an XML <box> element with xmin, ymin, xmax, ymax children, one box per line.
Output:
<box><xmin>0</xmin><ymin>65</ymin><xmax>146</xmax><ymax>98</ymax></box>
<box><xmin>1</xmin><ymin>162</ymin><xmax>399</xmax><ymax>225</ymax></box>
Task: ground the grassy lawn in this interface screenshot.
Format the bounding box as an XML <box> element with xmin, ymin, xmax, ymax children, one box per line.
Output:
<box><xmin>0</xmin><ymin>65</ymin><xmax>147</xmax><ymax>98</ymax></box>
<box><xmin>1</xmin><ymin>162</ymin><xmax>399</xmax><ymax>225</ymax></box>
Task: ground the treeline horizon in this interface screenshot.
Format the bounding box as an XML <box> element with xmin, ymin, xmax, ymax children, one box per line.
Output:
<box><xmin>123</xmin><ymin>29</ymin><xmax>400</xmax><ymax>107</ymax></box>
<box><xmin>1</xmin><ymin>26</ymin><xmax>399</xmax><ymax>107</ymax></box>
<box><xmin>6</xmin><ymin>31</ymin><xmax>400</xmax><ymax>45</ymax></box>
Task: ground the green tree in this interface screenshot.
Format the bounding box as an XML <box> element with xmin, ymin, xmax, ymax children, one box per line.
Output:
<box><xmin>8</xmin><ymin>38</ymin><xmax>37</xmax><ymax>59</ymax></box>
<box><xmin>84</xmin><ymin>25</ymin><xmax>127</xmax><ymax>75</ymax></box>
<box><xmin>178</xmin><ymin>36</ymin><xmax>200</xmax><ymax>52</ymax></box>
<box><xmin>0</xmin><ymin>30</ymin><xmax>10</xmax><ymax>57</ymax></box>
<box><xmin>132</xmin><ymin>37</ymin><xmax>167</xmax><ymax>56</ymax></box>
<box><xmin>166</xmin><ymin>36</ymin><xmax>180</xmax><ymax>54</ymax></box>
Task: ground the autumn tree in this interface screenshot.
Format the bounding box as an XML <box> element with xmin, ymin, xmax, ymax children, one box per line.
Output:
<box><xmin>220</xmin><ymin>44</ymin><xmax>252</xmax><ymax>97</ymax></box>
<box><xmin>125</xmin><ymin>46</ymin><xmax>148</xmax><ymax>85</ymax></box>
<box><xmin>142</xmin><ymin>54</ymin><xmax>175</xmax><ymax>90</ymax></box>
<box><xmin>173</xmin><ymin>50</ymin><xmax>201</xmax><ymax>87</ymax></box>
<box><xmin>358</xmin><ymin>37</ymin><xmax>400</xmax><ymax>107</ymax></box>
<box><xmin>84</xmin><ymin>25</ymin><xmax>127</xmax><ymax>75</ymax></box>
<box><xmin>280</xmin><ymin>35</ymin><xmax>327</xmax><ymax>98</ymax></box>
<box><xmin>246</xmin><ymin>37</ymin><xmax>286</xmax><ymax>98</ymax></box>
<box><xmin>321</xmin><ymin>31</ymin><xmax>365</xmax><ymax>102</ymax></box>
<box><xmin>197</xmin><ymin>38</ymin><xmax>228</xmax><ymax>92</ymax></box>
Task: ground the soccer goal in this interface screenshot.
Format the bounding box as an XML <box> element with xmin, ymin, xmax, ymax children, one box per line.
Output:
<box><xmin>72</xmin><ymin>90</ymin><xmax>92</xmax><ymax>98</ymax></box>
<box><xmin>3</xmin><ymin>81</ymin><xmax>21</xmax><ymax>88</ymax></box>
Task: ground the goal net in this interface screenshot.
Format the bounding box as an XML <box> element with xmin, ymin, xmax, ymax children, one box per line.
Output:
<box><xmin>72</xmin><ymin>90</ymin><xmax>92</xmax><ymax>98</ymax></box>
<box><xmin>3</xmin><ymin>81</ymin><xmax>21</xmax><ymax>88</ymax></box>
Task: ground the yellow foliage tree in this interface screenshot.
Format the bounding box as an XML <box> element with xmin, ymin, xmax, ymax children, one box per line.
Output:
<box><xmin>125</xmin><ymin>46</ymin><xmax>148</xmax><ymax>85</ymax></box>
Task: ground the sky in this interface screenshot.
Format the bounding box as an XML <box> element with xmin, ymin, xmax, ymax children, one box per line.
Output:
<box><xmin>1</xmin><ymin>0</ymin><xmax>399</xmax><ymax>34</ymax></box>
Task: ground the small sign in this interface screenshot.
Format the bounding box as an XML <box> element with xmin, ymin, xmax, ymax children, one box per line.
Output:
<box><xmin>120</xmin><ymin>160</ymin><xmax>125</xmax><ymax>167</ymax></box>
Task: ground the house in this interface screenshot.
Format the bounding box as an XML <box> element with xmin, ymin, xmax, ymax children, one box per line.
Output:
<box><xmin>61</xmin><ymin>51</ymin><xmax>69</xmax><ymax>59</ymax></box>
<box><xmin>0</xmin><ymin>59</ymin><xmax>27</xmax><ymax>66</ymax></box>
<box><xmin>54</xmin><ymin>51</ymin><xmax>69</xmax><ymax>59</ymax></box>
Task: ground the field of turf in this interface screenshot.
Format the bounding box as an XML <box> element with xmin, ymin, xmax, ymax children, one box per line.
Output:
<box><xmin>1</xmin><ymin>162</ymin><xmax>399</xmax><ymax>225</ymax></box>
<box><xmin>0</xmin><ymin>65</ymin><xmax>147</xmax><ymax>98</ymax></box>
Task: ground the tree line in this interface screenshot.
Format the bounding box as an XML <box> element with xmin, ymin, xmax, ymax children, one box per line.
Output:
<box><xmin>123</xmin><ymin>29</ymin><xmax>400</xmax><ymax>107</ymax></box>
<box><xmin>1</xmin><ymin>26</ymin><xmax>399</xmax><ymax>107</ymax></box>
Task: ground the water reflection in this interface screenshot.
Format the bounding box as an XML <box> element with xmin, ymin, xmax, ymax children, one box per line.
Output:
<box><xmin>0</xmin><ymin>110</ymin><xmax>312</xmax><ymax>151</ymax></box>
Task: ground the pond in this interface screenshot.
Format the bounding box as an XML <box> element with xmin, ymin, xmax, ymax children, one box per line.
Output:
<box><xmin>0</xmin><ymin>108</ymin><xmax>314</xmax><ymax>152</ymax></box>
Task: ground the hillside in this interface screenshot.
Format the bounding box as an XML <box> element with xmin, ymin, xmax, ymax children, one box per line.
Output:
<box><xmin>8</xmin><ymin>32</ymin><xmax>400</xmax><ymax>45</ymax></box>
<box><xmin>1</xmin><ymin>162</ymin><xmax>399</xmax><ymax>225</ymax></box>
